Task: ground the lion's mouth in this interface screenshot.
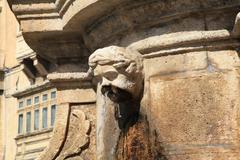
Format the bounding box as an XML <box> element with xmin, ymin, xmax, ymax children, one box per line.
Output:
<box><xmin>101</xmin><ymin>85</ymin><xmax>138</xmax><ymax>129</ymax></box>
<box><xmin>101</xmin><ymin>85</ymin><xmax>132</xmax><ymax>102</ymax></box>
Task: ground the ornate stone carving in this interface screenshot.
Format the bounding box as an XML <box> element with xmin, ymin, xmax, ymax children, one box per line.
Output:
<box><xmin>37</xmin><ymin>104</ymin><xmax>71</xmax><ymax>160</ymax></box>
<box><xmin>89</xmin><ymin>46</ymin><xmax>144</xmax><ymax>101</ymax></box>
<box><xmin>89</xmin><ymin>46</ymin><xmax>145</xmax><ymax>159</ymax></box>
<box><xmin>56</xmin><ymin>110</ymin><xmax>91</xmax><ymax>160</ymax></box>
<box><xmin>37</xmin><ymin>105</ymin><xmax>91</xmax><ymax>160</ymax></box>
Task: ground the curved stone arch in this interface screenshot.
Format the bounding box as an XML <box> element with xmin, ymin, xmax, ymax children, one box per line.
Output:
<box><xmin>64</xmin><ymin>0</ymin><xmax>240</xmax><ymax>51</ymax></box>
<box><xmin>8</xmin><ymin>0</ymin><xmax>240</xmax><ymax>62</ymax></box>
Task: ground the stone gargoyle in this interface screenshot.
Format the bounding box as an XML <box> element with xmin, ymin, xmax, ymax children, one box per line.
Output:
<box><xmin>89</xmin><ymin>46</ymin><xmax>152</xmax><ymax>160</ymax></box>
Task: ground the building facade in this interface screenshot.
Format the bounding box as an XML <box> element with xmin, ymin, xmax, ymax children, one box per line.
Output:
<box><xmin>14</xmin><ymin>86</ymin><xmax>56</xmax><ymax>160</ymax></box>
<box><xmin>0</xmin><ymin>0</ymin><xmax>57</xmax><ymax>159</ymax></box>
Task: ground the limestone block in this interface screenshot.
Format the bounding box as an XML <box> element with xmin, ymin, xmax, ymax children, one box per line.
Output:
<box><xmin>143</xmin><ymin>51</ymin><xmax>207</xmax><ymax>78</ymax></box>
<box><xmin>208</xmin><ymin>50</ymin><xmax>240</xmax><ymax>71</ymax></box>
<box><xmin>57</xmin><ymin>88</ymin><xmax>96</xmax><ymax>104</ymax></box>
<box><xmin>147</xmin><ymin>71</ymin><xmax>240</xmax><ymax>159</ymax></box>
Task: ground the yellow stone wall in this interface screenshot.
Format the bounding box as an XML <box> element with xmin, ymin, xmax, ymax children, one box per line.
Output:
<box><xmin>0</xmin><ymin>0</ymin><xmax>19</xmax><ymax>159</ymax></box>
<box><xmin>15</xmin><ymin>88</ymin><xmax>56</xmax><ymax>160</ymax></box>
<box><xmin>0</xmin><ymin>1</ymin><xmax>53</xmax><ymax>159</ymax></box>
<box><xmin>0</xmin><ymin>0</ymin><xmax>18</xmax><ymax>68</ymax></box>
<box><xmin>3</xmin><ymin>68</ymin><xmax>31</xmax><ymax>160</ymax></box>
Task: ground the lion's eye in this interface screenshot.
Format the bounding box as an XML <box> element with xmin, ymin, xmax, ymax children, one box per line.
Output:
<box><xmin>103</xmin><ymin>71</ymin><xmax>118</xmax><ymax>81</ymax></box>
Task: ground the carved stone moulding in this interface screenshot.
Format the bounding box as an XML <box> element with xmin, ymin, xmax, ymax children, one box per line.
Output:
<box><xmin>82</xmin><ymin>1</ymin><xmax>240</xmax><ymax>51</ymax></box>
<box><xmin>12</xmin><ymin>80</ymin><xmax>52</xmax><ymax>98</ymax></box>
<box><xmin>47</xmin><ymin>72</ymin><xmax>92</xmax><ymax>89</ymax></box>
<box><xmin>8</xmin><ymin>0</ymin><xmax>240</xmax><ymax>65</ymax></box>
<box><xmin>37</xmin><ymin>104</ymin><xmax>92</xmax><ymax>160</ymax></box>
<box><xmin>130</xmin><ymin>30</ymin><xmax>240</xmax><ymax>58</ymax></box>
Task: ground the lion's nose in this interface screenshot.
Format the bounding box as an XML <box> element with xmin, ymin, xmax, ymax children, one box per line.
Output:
<box><xmin>101</xmin><ymin>77</ymin><xmax>111</xmax><ymax>86</ymax></box>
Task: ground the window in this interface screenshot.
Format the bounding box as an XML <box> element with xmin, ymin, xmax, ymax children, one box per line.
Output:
<box><xmin>26</xmin><ymin>112</ymin><xmax>31</xmax><ymax>133</ymax></box>
<box><xmin>51</xmin><ymin>91</ymin><xmax>56</xmax><ymax>99</ymax></box>
<box><xmin>26</xmin><ymin>98</ymin><xmax>32</xmax><ymax>106</ymax></box>
<box><xmin>34</xmin><ymin>110</ymin><xmax>39</xmax><ymax>130</ymax></box>
<box><xmin>34</xmin><ymin>96</ymin><xmax>39</xmax><ymax>104</ymax></box>
<box><xmin>18</xmin><ymin>114</ymin><xmax>23</xmax><ymax>134</ymax></box>
<box><xmin>51</xmin><ymin>105</ymin><xmax>56</xmax><ymax>126</ymax></box>
<box><xmin>42</xmin><ymin>108</ymin><xmax>48</xmax><ymax>129</ymax></box>
<box><xmin>42</xmin><ymin>94</ymin><xmax>48</xmax><ymax>102</ymax></box>
<box><xmin>19</xmin><ymin>101</ymin><xmax>23</xmax><ymax>108</ymax></box>
<box><xmin>17</xmin><ymin>89</ymin><xmax>57</xmax><ymax>134</ymax></box>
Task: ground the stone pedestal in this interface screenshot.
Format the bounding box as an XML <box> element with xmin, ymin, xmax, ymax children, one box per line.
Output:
<box><xmin>142</xmin><ymin>50</ymin><xmax>240</xmax><ymax>160</ymax></box>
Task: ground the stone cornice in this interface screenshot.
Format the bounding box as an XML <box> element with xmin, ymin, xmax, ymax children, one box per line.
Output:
<box><xmin>10</xmin><ymin>0</ymin><xmax>123</xmax><ymax>32</ymax></box>
<box><xmin>130</xmin><ymin>30</ymin><xmax>231</xmax><ymax>53</ymax></box>
<box><xmin>8</xmin><ymin>0</ymin><xmax>240</xmax><ymax>68</ymax></box>
<box><xmin>126</xmin><ymin>30</ymin><xmax>240</xmax><ymax>58</ymax></box>
<box><xmin>12</xmin><ymin>81</ymin><xmax>53</xmax><ymax>98</ymax></box>
<box><xmin>47</xmin><ymin>72</ymin><xmax>93</xmax><ymax>89</ymax></box>
<box><xmin>17</xmin><ymin>52</ymin><xmax>36</xmax><ymax>62</ymax></box>
<box><xmin>12</xmin><ymin>0</ymin><xmax>66</xmax><ymax>17</ymax></box>
<box><xmin>47</xmin><ymin>72</ymin><xmax>91</xmax><ymax>81</ymax></box>
<box><xmin>83</xmin><ymin>3</ymin><xmax>240</xmax><ymax>51</ymax></box>
<box><xmin>15</xmin><ymin>128</ymin><xmax>53</xmax><ymax>140</ymax></box>
<box><xmin>11</xmin><ymin>0</ymin><xmax>119</xmax><ymax>20</ymax></box>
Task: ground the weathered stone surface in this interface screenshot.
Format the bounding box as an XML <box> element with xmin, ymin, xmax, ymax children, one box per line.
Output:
<box><xmin>89</xmin><ymin>46</ymin><xmax>144</xmax><ymax>100</ymax></box>
<box><xmin>72</xmin><ymin>104</ymin><xmax>96</xmax><ymax>160</ymax></box>
<box><xmin>37</xmin><ymin>101</ymin><xmax>95</xmax><ymax>160</ymax></box>
<box><xmin>8</xmin><ymin>0</ymin><xmax>240</xmax><ymax>62</ymax></box>
<box><xmin>57</xmin><ymin>89</ymin><xmax>96</xmax><ymax>104</ymax></box>
<box><xmin>128</xmin><ymin>30</ymin><xmax>231</xmax><ymax>54</ymax></box>
<box><xmin>208</xmin><ymin>50</ymin><xmax>240</xmax><ymax>70</ymax></box>
<box><xmin>147</xmin><ymin>71</ymin><xmax>240</xmax><ymax>159</ymax></box>
<box><xmin>56</xmin><ymin>109</ymin><xmax>90</xmax><ymax>160</ymax></box>
<box><xmin>143</xmin><ymin>51</ymin><xmax>208</xmax><ymax>78</ymax></box>
<box><xmin>6</xmin><ymin>1</ymin><xmax>240</xmax><ymax>160</ymax></box>
<box><xmin>89</xmin><ymin>46</ymin><xmax>144</xmax><ymax>160</ymax></box>
<box><xmin>37</xmin><ymin>104</ymin><xmax>70</xmax><ymax>160</ymax></box>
